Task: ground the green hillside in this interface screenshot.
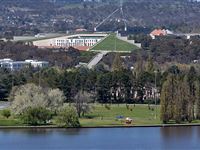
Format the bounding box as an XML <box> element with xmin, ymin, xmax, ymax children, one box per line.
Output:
<box><xmin>91</xmin><ymin>34</ymin><xmax>139</xmax><ymax>52</ymax></box>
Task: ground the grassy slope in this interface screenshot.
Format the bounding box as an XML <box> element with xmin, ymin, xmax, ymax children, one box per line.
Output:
<box><xmin>0</xmin><ymin>110</ymin><xmax>23</xmax><ymax>126</ymax></box>
<box><xmin>91</xmin><ymin>34</ymin><xmax>138</xmax><ymax>52</ymax></box>
<box><xmin>80</xmin><ymin>104</ymin><xmax>161</xmax><ymax>127</ymax></box>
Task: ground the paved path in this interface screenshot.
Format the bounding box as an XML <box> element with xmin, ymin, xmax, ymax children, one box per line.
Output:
<box><xmin>0</xmin><ymin>101</ymin><xmax>10</xmax><ymax>110</ymax></box>
<box><xmin>87</xmin><ymin>51</ymin><xmax>108</xmax><ymax>69</ymax></box>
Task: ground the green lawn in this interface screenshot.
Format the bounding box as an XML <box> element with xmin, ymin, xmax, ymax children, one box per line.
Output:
<box><xmin>80</xmin><ymin>104</ymin><xmax>161</xmax><ymax>127</ymax></box>
<box><xmin>1</xmin><ymin>104</ymin><xmax>200</xmax><ymax>127</ymax></box>
<box><xmin>0</xmin><ymin>105</ymin><xmax>160</xmax><ymax>127</ymax></box>
<box><xmin>91</xmin><ymin>34</ymin><xmax>139</xmax><ymax>52</ymax></box>
<box><xmin>0</xmin><ymin>110</ymin><xmax>24</xmax><ymax>126</ymax></box>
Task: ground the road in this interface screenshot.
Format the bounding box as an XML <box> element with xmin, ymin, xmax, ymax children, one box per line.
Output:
<box><xmin>0</xmin><ymin>101</ymin><xmax>10</xmax><ymax>110</ymax></box>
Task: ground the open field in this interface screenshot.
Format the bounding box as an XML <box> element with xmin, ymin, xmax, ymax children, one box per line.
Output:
<box><xmin>0</xmin><ymin>104</ymin><xmax>161</xmax><ymax>127</ymax></box>
<box><xmin>80</xmin><ymin>104</ymin><xmax>161</xmax><ymax>127</ymax></box>
<box><xmin>91</xmin><ymin>34</ymin><xmax>139</xmax><ymax>52</ymax></box>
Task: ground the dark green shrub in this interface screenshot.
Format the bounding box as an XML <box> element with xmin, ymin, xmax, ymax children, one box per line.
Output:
<box><xmin>105</xmin><ymin>104</ymin><xmax>111</xmax><ymax>110</ymax></box>
<box><xmin>21</xmin><ymin>107</ymin><xmax>52</xmax><ymax>125</ymax></box>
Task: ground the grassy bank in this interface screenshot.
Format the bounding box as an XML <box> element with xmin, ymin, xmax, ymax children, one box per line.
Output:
<box><xmin>1</xmin><ymin>104</ymin><xmax>200</xmax><ymax>127</ymax></box>
<box><xmin>91</xmin><ymin>34</ymin><xmax>138</xmax><ymax>52</ymax></box>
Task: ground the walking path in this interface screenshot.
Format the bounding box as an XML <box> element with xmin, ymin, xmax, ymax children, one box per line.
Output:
<box><xmin>87</xmin><ymin>51</ymin><xmax>108</xmax><ymax>69</ymax></box>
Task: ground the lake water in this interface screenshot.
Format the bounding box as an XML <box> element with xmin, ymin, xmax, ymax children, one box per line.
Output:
<box><xmin>0</xmin><ymin>127</ymin><xmax>200</xmax><ymax>150</ymax></box>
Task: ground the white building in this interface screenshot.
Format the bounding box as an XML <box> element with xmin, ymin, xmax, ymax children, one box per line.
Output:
<box><xmin>0</xmin><ymin>59</ymin><xmax>49</xmax><ymax>71</ymax></box>
<box><xmin>25</xmin><ymin>60</ymin><xmax>49</xmax><ymax>68</ymax></box>
<box><xmin>33</xmin><ymin>33</ymin><xmax>108</xmax><ymax>50</ymax></box>
<box><xmin>54</xmin><ymin>38</ymin><xmax>101</xmax><ymax>47</ymax></box>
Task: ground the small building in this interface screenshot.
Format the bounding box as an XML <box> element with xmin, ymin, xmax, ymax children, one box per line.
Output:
<box><xmin>150</xmin><ymin>29</ymin><xmax>173</xmax><ymax>39</ymax></box>
<box><xmin>25</xmin><ymin>60</ymin><xmax>49</xmax><ymax>68</ymax></box>
<box><xmin>75</xmin><ymin>28</ymin><xmax>87</xmax><ymax>32</ymax></box>
<box><xmin>0</xmin><ymin>59</ymin><xmax>49</xmax><ymax>71</ymax></box>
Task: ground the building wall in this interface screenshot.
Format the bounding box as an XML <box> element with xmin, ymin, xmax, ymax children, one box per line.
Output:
<box><xmin>33</xmin><ymin>34</ymin><xmax>107</xmax><ymax>49</ymax></box>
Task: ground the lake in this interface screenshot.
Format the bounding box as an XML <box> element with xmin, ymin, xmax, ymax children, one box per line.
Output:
<box><xmin>0</xmin><ymin>127</ymin><xmax>200</xmax><ymax>150</ymax></box>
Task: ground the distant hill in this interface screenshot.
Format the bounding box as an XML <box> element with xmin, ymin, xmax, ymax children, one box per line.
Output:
<box><xmin>1</xmin><ymin>0</ymin><xmax>200</xmax><ymax>36</ymax></box>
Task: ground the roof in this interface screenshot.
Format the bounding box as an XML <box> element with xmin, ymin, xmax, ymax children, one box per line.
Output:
<box><xmin>150</xmin><ymin>29</ymin><xmax>167</xmax><ymax>36</ymax></box>
<box><xmin>74</xmin><ymin>46</ymin><xmax>90</xmax><ymax>51</ymax></box>
<box><xmin>75</xmin><ymin>28</ymin><xmax>87</xmax><ymax>32</ymax></box>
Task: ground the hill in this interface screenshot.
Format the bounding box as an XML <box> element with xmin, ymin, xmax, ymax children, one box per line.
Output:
<box><xmin>1</xmin><ymin>0</ymin><xmax>200</xmax><ymax>36</ymax></box>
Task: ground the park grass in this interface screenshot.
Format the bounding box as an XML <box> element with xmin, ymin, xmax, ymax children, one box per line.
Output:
<box><xmin>1</xmin><ymin>104</ymin><xmax>200</xmax><ymax>127</ymax></box>
<box><xmin>0</xmin><ymin>110</ymin><xmax>24</xmax><ymax>126</ymax></box>
<box><xmin>91</xmin><ymin>34</ymin><xmax>139</xmax><ymax>52</ymax></box>
<box><xmin>80</xmin><ymin>104</ymin><xmax>161</xmax><ymax>127</ymax></box>
<box><xmin>0</xmin><ymin>119</ymin><xmax>23</xmax><ymax>126</ymax></box>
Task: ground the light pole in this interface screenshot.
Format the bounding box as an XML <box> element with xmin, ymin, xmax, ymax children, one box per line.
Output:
<box><xmin>38</xmin><ymin>68</ymin><xmax>41</xmax><ymax>87</ymax></box>
<box><xmin>154</xmin><ymin>70</ymin><xmax>158</xmax><ymax>119</ymax></box>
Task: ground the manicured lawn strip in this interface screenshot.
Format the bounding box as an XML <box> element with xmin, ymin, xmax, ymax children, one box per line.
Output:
<box><xmin>80</xmin><ymin>104</ymin><xmax>161</xmax><ymax>126</ymax></box>
<box><xmin>91</xmin><ymin>34</ymin><xmax>138</xmax><ymax>51</ymax></box>
<box><xmin>0</xmin><ymin>119</ymin><xmax>24</xmax><ymax>126</ymax></box>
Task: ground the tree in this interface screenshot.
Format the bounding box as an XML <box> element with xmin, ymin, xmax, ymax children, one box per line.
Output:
<box><xmin>0</xmin><ymin>83</ymin><xmax>8</xmax><ymax>100</ymax></box>
<box><xmin>160</xmin><ymin>74</ymin><xmax>176</xmax><ymax>123</ymax></box>
<box><xmin>1</xmin><ymin>109</ymin><xmax>11</xmax><ymax>118</ymax></box>
<box><xmin>187</xmin><ymin>66</ymin><xmax>197</xmax><ymax>121</ymax></box>
<box><xmin>21</xmin><ymin>107</ymin><xmax>52</xmax><ymax>125</ymax></box>
<box><xmin>10</xmin><ymin>84</ymin><xmax>65</xmax><ymax>114</ymax></box>
<box><xmin>74</xmin><ymin>90</ymin><xmax>93</xmax><ymax>117</ymax></box>
<box><xmin>145</xmin><ymin>55</ymin><xmax>154</xmax><ymax>73</ymax></box>
<box><xmin>96</xmin><ymin>73</ymin><xmax>112</xmax><ymax>104</ymax></box>
<box><xmin>47</xmin><ymin>88</ymin><xmax>65</xmax><ymax>112</ymax></box>
<box><xmin>56</xmin><ymin>106</ymin><xmax>80</xmax><ymax>127</ymax></box>
<box><xmin>134</xmin><ymin>53</ymin><xmax>144</xmax><ymax>79</ymax></box>
<box><xmin>112</xmin><ymin>54</ymin><xmax>123</xmax><ymax>72</ymax></box>
<box><xmin>37</xmin><ymin>68</ymin><xmax>61</xmax><ymax>88</ymax></box>
<box><xmin>160</xmin><ymin>67</ymin><xmax>196</xmax><ymax>124</ymax></box>
<box><xmin>195</xmin><ymin>80</ymin><xmax>200</xmax><ymax>119</ymax></box>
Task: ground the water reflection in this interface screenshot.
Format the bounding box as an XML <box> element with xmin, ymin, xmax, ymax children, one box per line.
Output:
<box><xmin>1</xmin><ymin>128</ymin><xmax>85</xmax><ymax>136</ymax></box>
<box><xmin>160</xmin><ymin>127</ymin><xmax>194</xmax><ymax>140</ymax></box>
<box><xmin>160</xmin><ymin>127</ymin><xmax>199</xmax><ymax>150</ymax></box>
<box><xmin>0</xmin><ymin>127</ymin><xmax>200</xmax><ymax>150</ymax></box>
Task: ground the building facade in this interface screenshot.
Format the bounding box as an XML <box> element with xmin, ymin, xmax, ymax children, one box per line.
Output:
<box><xmin>0</xmin><ymin>59</ymin><xmax>49</xmax><ymax>71</ymax></box>
<box><xmin>33</xmin><ymin>33</ymin><xmax>107</xmax><ymax>50</ymax></box>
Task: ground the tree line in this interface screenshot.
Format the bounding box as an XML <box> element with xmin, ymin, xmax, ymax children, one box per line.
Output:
<box><xmin>160</xmin><ymin>66</ymin><xmax>200</xmax><ymax>123</ymax></box>
<box><xmin>2</xmin><ymin>58</ymin><xmax>200</xmax><ymax>124</ymax></box>
<box><xmin>0</xmin><ymin>57</ymin><xmax>159</xmax><ymax>104</ymax></box>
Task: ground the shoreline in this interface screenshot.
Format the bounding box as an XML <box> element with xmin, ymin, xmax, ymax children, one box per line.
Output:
<box><xmin>1</xmin><ymin>123</ymin><xmax>200</xmax><ymax>129</ymax></box>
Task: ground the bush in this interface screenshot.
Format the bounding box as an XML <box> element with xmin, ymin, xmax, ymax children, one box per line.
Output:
<box><xmin>2</xmin><ymin>109</ymin><xmax>11</xmax><ymax>118</ymax></box>
<box><xmin>21</xmin><ymin>107</ymin><xmax>52</xmax><ymax>125</ymax></box>
<box><xmin>105</xmin><ymin>104</ymin><xmax>111</xmax><ymax>110</ymax></box>
<box><xmin>56</xmin><ymin>106</ymin><xmax>80</xmax><ymax>127</ymax></box>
